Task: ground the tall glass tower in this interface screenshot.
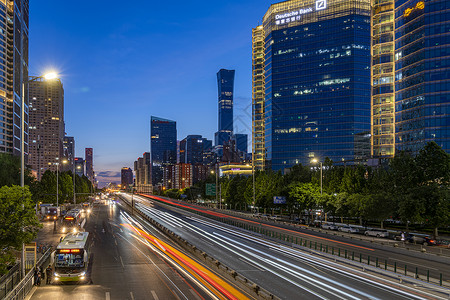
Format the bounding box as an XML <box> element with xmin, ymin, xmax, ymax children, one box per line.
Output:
<box><xmin>150</xmin><ymin>116</ymin><xmax>177</xmax><ymax>186</ymax></box>
<box><xmin>394</xmin><ymin>0</ymin><xmax>450</xmax><ymax>154</ymax></box>
<box><xmin>215</xmin><ymin>69</ymin><xmax>235</xmax><ymax>146</ymax></box>
<box><xmin>0</xmin><ymin>1</ymin><xmax>29</xmax><ymax>157</ymax></box>
<box><xmin>261</xmin><ymin>0</ymin><xmax>371</xmax><ymax>170</ymax></box>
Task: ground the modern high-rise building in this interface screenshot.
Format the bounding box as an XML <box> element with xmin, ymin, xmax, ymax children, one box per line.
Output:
<box><xmin>179</xmin><ymin>135</ymin><xmax>212</xmax><ymax>165</ymax></box>
<box><xmin>257</xmin><ymin>0</ymin><xmax>371</xmax><ymax>170</ymax></box>
<box><xmin>121</xmin><ymin>167</ymin><xmax>133</xmax><ymax>188</ymax></box>
<box><xmin>62</xmin><ymin>136</ymin><xmax>75</xmax><ymax>172</ymax></box>
<box><xmin>74</xmin><ymin>157</ymin><xmax>85</xmax><ymax>177</ymax></box>
<box><xmin>85</xmin><ymin>148</ymin><xmax>94</xmax><ymax>183</ymax></box>
<box><xmin>234</xmin><ymin>133</ymin><xmax>248</xmax><ymax>154</ymax></box>
<box><xmin>134</xmin><ymin>152</ymin><xmax>152</xmax><ymax>193</ymax></box>
<box><xmin>215</xmin><ymin>69</ymin><xmax>235</xmax><ymax>146</ymax></box>
<box><xmin>150</xmin><ymin>116</ymin><xmax>177</xmax><ymax>186</ymax></box>
<box><xmin>28</xmin><ymin>77</ymin><xmax>64</xmax><ymax>180</ymax></box>
<box><xmin>372</xmin><ymin>0</ymin><xmax>395</xmax><ymax>158</ymax></box>
<box><xmin>252</xmin><ymin>25</ymin><xmax>266</xmax><ymax>171</ymax></box>
<box><xmin>163</xmin><ymin>163</ymin><xmax>193</xmax><ymax>190</ymax></box>
<box><xmin>393</xmin><ymin>0</ymin><xmax>449</xmax><ymax>154</ymax></box>
<box><xmin>0</xmin><ymin>1</ymin><xmax>29</xmax><ymax>158</ymax></box>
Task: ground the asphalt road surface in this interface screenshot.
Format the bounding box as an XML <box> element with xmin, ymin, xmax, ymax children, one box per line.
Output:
<box><xmin>29</xmin><ymin>200</ymin><xmax>244</xmax><ymax>300</ymax></box>
<box><xmin>121</xmin><ymin>193</ymin><xmax>450</xmax><ymax>300</ymax></box>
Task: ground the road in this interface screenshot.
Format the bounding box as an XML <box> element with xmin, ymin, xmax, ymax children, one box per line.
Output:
<box><xmin>121</xmin><ymin>193</ymin><xmax>450</xmax><ymax>300</ymax></box>
<box><xmin>136</xmin><ymin>193</ymin><xmax>450</xmax><ymax>285</ymax></box>
<box><xmin>29</xmin><ymin>200</ymin><xmax>248</xmax><ymax>300</ymax></box>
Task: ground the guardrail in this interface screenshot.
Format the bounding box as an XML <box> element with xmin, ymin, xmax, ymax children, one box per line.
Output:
<box><xmin>3</xmin><ymin>247</ymin><xmax>53</xmax><ymax>300</ymax></box>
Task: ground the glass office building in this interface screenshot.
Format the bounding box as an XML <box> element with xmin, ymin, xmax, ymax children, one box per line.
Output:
<box><xmin>215</xmin><ymin>69</ymin><xmax>235</xmax><ymax>146</ymax></box>
<box><xmin>262</xmin><ymin>0</ymin><xmax>371</xmax><ymax>170</ymax></box>
<box><xmin>150</xmin><ymin>116</ymin><xmax>177</xmax><ymax>186</ymax></box>
<box><xmin>372</xmin><ymin>0</ymin><xmax>395</xmax><ymax>158</ymax></box>
<box><xmin>394</xmin><ymin>0</ymin><xmax>450</xmax><ymax>154</ymax></box>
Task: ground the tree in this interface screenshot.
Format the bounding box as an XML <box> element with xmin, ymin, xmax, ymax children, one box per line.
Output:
<box><xmin>0</xmin><ymin>186</ymin><xmax>41</xmax><ymax>275</ymax></box>
<box><xmin>0</xmin><ymin>153</ymin><xmax>35</xmax><ymax>187</ymax></box>
<box><xmin>289</xmin><ymin>182</ymin><xmax>321</xmax><ymax>212</ymax></box>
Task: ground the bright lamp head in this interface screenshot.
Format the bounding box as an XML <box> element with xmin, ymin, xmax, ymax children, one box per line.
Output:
<box><xmin>44</xmin><ymin>73</ymin><xmax>58</xmax><ymax>80</ymax></box>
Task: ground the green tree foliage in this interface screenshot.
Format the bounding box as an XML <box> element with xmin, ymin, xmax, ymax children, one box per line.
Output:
<box><xmin>288</xmin><ymin>182</ymin><xmax>321</xmax><ymax>212</ymax></box>
<box><xmin>0</xmin><ymin>186</ymin><xmax>41</xmax><ymax>275</ymax></box>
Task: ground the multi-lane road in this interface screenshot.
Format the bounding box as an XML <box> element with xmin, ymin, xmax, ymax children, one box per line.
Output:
<box><xmin>120</xmin><ymin>192</ymin><xmax>450</xmax><ymax>300</ymax></box>
<box><xmin>29</xmin><ymin>199</ymin><xmax>251</xmax><ymax>300</ymax></box>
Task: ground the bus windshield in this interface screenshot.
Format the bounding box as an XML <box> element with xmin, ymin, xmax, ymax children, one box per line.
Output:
<box><xmin>55</xmin><ymin>249</ymin><xmax>85</xmax><ymax>269</ymax></box>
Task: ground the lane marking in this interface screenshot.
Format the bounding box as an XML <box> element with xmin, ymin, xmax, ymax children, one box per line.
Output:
<box><xmin>120</xmin><ymin>255</ymin><xmax>124</xmax><ymax>268</ymax></box>
<box><xmin>151</xmin><ymin>290</ymin><xmax>159</xmax><ymax>300</ymax></box>
<box><xmin>105</xmin><ymin>292</ymin><xmax>110</xmax><ymax>300</ymax></box>
<box><xmin>189</xmin><ymin>289</ymin><xmax>202</xmax><ymax>300</ymax></box>
<box><xmin>238</xmin><ymin>257</ymin><xmax>265</xmax><ymax>271</ymax></box>
<box><xmin>130</xmin><ymin>292</ymin><xmax>135</xmax><ymax>300</ymax></box>
<box><xmin>172</xmin><ymin>290</ymin><xmax>181</xmax><ymax>300</ymax></box>
<box><xmin>388</xmin><ymin>258</ymin><xmax>439</xmax><ymax>271</ymax></box>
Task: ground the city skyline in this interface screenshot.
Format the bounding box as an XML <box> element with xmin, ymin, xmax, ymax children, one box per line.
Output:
<box><xmin>29</xmin><ymin>1</ymin><xmax>269</xmax><ymax>186</ymax></box>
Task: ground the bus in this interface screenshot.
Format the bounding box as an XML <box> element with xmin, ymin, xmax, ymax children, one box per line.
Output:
<box><xmin>51</xmin><ymin>232</ymin><xmax>91</xmax><ymax>282</ymax></box>
<box><xmin>61</xmin><ymin>209</ymin><xmax>82</xmax><ymax>234</ymax></box>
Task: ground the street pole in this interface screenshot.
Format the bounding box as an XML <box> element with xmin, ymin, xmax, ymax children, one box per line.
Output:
<box><xmin>215</xmin><ymin>163</ymin><xmax>218</xmax><ymax>209</ymax></box>
<box><xmin>320</xmin><ymin>162</ymin><xmax>323</xmax><ymax>196</ymax></box>
<box><xmin>73</xmin><ymin>164</ymin><xmax>76</xmax><ymax>205</ymax></box>
<box><xmin>252</xmin><ymin>160</ymin><xmax>255</xmax><ymax>213</ymax></box>
<box><xmin>55</xmin><ymin>161</ymin><xmax>59</xmax><ymax>232</ymax></box>
<box><xmin>20</xmin><ymin>81</ymin><xmax>25</xmax><ymax>278</ymax></box>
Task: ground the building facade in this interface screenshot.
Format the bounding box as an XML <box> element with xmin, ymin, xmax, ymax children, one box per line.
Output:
<box><xmin>0</xmin><ymin>1</ymin><xmax>29</xmax><ymax>159</ymax></box>
<box><xmin>62</xmin><ymin>136</ymin><xmax>75</xmax><ymax>172</ymax></box>
<box><xmin>121</xmin><ymin>167</ymin><xmax>133</xmax><ymax>188</ymax></box>
<box><xmin>261</xmin><ymin>0</ymin><xmax>371</xmax><ymax>170</ymax></box>
<box><xmin>215</xmin><ymin>69</ymin><xmax>235</xmax><ymax>146</ymax></box>
<box><xmin>394</xmin><ymin>0</ymin><xmax>450</xmax><ymax>154</ymax></box>
<box><xmin>252</xmin><ymin>25</ymin><xmax>266</xmax><ymax>171</ymax></box>
<box><xmin>372</xmin><ymin>0</ymin><xmax>396</xmax><ymax>158</ymax></box>
<box><xmin>150</xmin><ymin>116</ymin><xmax>177</xmax><ymax>186</ymax></box>
<box><xmin>134</xmin><ymin>152</ymin><xmax>152</xmax><ymax>193</ymax></box>
<box><xmin>74</xmin><ymin>157</ymin><xmax>85</xmax><ymax>177</ymax></box>
<box><xmin>179</xmin><ymin>135</ymin><xmax>213</xmax><ymax>165</ymax></box>
<box><xmin>163</xmin><ymin>163</ymin><xmax>193</xmax><ymax>190</ymax></box>
<box><xmin>85</xmin><ymin>147</ymin><xmax>94</xmax><ymax>183</ymax></box>
<box><xmin>28</xmin><ymin>77</ymin><xmax>64</xmax><ymax>180</ymax></box>
<box><xmin>234</xmin><ymin>133</ymin><xmax>248</xmax><ymax>154</ymax></box>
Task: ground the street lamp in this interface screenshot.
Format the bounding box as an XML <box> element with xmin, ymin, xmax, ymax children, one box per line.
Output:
<box><xmin>20</xmin><ymin>72</ymin><xmax>58</xmax><ymax>278</ymax></box>
<box><xmin>311</xmin><ymin>158</ymin><xmax>323</xmax><ymax>195</ymax></box>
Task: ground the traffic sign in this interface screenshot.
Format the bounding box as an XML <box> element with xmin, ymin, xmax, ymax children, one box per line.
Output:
<box><xmin>206</xmin><ymin>184</ymin><xmax>216</xmax><ymax>196</ymax></box>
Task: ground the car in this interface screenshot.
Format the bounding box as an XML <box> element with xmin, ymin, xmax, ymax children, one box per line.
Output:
<box><xmin>364</xmin><ymin>229</ymin><xmax>389</xmax><ymax>238</ymax></box>
<box><xmin>338</xmin><ymin>225</ymin><xmax>359</xmax><ymax>233</ymax></box>
<box><xmin>405</xmin><ymin>234</ymin><xmax>437</xmax><ymax>246</ymax></box>
<box><xmin>270</xmin><ymin>215</ymin><xmax>281</xmax><ymax>221</ymax></box>
<box><xmin>252</xmin><ymin>213</ymin><xmax>262</xmax><ymax>218</ymax></box>
<box><xmin>321</xmin><ymin>223</ymin><xmax>338</xmax><ymax>230</ymax></box>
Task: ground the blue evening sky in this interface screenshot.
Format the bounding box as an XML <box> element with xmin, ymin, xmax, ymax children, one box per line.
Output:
<box><xmin>30</xmin><ymin>0</ymin><xmax>272</xmax><ymax>186</ymax></box>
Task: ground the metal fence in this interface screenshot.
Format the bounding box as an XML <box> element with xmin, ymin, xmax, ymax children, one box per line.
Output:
<box><xmin>2</xmin><ymin>247</ymin><xmax>52</xmax><ymax>300</ymax></box>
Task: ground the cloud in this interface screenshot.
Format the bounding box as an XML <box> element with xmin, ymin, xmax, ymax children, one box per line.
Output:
<box><xmin>96</xmin><ymin>171</ymin><xmax>122</xmax><ymax>188</ymax></box>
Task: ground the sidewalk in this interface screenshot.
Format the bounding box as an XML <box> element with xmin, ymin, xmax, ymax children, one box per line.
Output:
<box><xmin>34</xmin><ymin>219</ymin><xmax>64</xmax><ymax>258</ymax></box>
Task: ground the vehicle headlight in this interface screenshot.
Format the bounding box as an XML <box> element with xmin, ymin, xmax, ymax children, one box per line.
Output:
<box><xmin>81</xmin><ymin>272</ymin><xmax>86</xmax><ymax>276</ymax></box>
<box><xmin>73</xmin><ymin>228</ymin><xmax>77</xmax><ymax>233</ymax></box>
<box><xmin>54</xmin><ymin>272</ymin><xmax>60</xmax><ymax>277</ymax></box>
<box><xmin>62</xmin><ymin>227</ymin><xmax>66</xmax><ymax>233</ymax></box>
<box><xmin>87</xmin><ymin>209</ymin><xmax>91</xmax><ymax>213</ymax></box>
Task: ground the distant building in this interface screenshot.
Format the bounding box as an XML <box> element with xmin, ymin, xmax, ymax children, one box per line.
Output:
<box><xmin>134</xmin><ymin>152</ymin><xmax>152</xmax><ymax>193</ymax></box>
<box><xmin>222</xmin><ymin>139</ymin><xmax>240</xmax><ymax>164</ymax></box>
<box><xmin>193</xmin><ymin>164</ymin><xmax>208</xmax><ymax>184</ymax></box>
<box><xmin>179</xmin><ymin>135</ymin><xmax>213</xmax><ymax>165</ymax></box>
<box><xmin>163</xmin><ymin>163</ymin><xmax>193</xmax><ymax>190</ymax></box>
<box><xmin>28</xmin><ymin>77</ymin><xmax>65</xmax><ymax>180</ymax></box>
<box><xmin>63</xmin><ymin>136</ymin><xmax>75</xmax><ymax>172</ymax></box>
<box><xmin>121</xmin><ymin>167</ymin><xmax>133</xmax><ymax>189</ymax></box>
<box><xmin>215</xmin><ymin>69</ymin><xmax>235</xmax><ymax>146</ymax></box>
<box><xmin>85</xmin><ymin>148</ymin><xmax>94</xmax><ymax>183</ymax></box>
<box><xmin>150</xmin><ymin>116</ymin><xmax>177</xmax><ymax>187</ymax></box>
<box><xmin>74</xmin><ymin>157</ymin><xmax>85</xmax><ymax>177</ymax></box>
<box><xmin>234</xmin><ymin>134</ymin><xmax>248</xmax><ymax>154</ymax></box>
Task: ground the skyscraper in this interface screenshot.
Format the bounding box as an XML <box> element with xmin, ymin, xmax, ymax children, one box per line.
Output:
<box><xmin>259</xmin><ymin>0</ymin><xmax>371</xmax><ymax>170</ymax></box>
<box><xmin>371</xmin><ymin>0</ymin><xmax>395</xmax><ymax>158</ymax></box>
<box><xmin>393</xmin><ymin>0</ymin><xmax>450</xmax><ymax>154</ymax></box>
<box><xmin>63</xmin><ymin>136</ymin><xmax>75</xmax><ymax>172</ymax></box>
<box><xmin>85</xmin><ymin>148</ymin><xmax>94</xmax><ymax>183</ymax></box>
<box><xmin>74</xmin><ymin>157</ymin><xmax>85</xmax><ymax>177</ymax></box>
<box><xmin>121</xmin><ymin>167</ymin><xmax>133</xmax><ymax>188</ymax></box>
<box><xmin>0</xmin><ymin>1</ymin><xmax>29</xmax><ymax>158</ymax></box>
<box><xmin>150</xmin><ymin>116</ymin><xmax>177</xmax><ymax>186</ymax></box>
<box><xmin>134</xmin><ymin>152</ymin><xmax>152</xmax><ymax>193</ymax></box>
<box><xmin>252</xmin><ymin>25</ymin><xmax>266</xmax><ymax>171</ymax></box>
<box><xmin>215</xmin><ymin>69</ymin><xmax>235</xmax><ymax>146</ymax></box>
<box><xmin>28</xmin><ymin>77</ymin><xmax>64</xmax><ymax>180</ymax></box>
<box><xmin>234</xmin><ymin>133</ymin><xmax>248</xmax><ymax>154</ymax></box>
<box><xmin>179</xmin><ymin>135</ymin><xmax>212</xmax><ymax>165</ymax></box>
